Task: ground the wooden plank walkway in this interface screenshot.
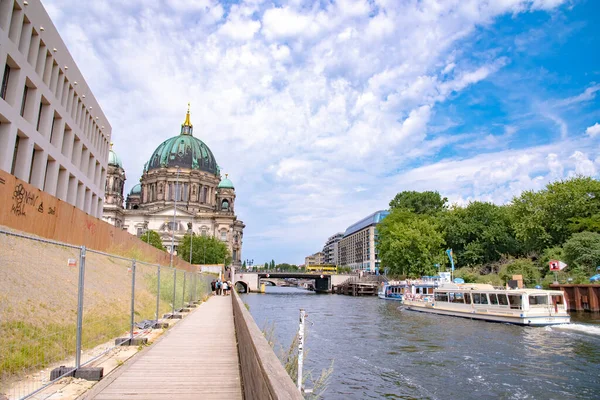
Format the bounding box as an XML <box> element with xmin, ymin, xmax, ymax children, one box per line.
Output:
<box><xmin>91</xmin><ymin>296</ymin><xmax>242</xmax><ymax>400</ymax></box>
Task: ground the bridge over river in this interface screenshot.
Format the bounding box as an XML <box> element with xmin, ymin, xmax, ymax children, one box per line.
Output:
<box><xmin>232</xmin><ymin>270</ymin><xmax>354</xmax><ymax>293</ymax></box>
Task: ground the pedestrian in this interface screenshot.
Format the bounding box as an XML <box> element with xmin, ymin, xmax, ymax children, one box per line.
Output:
<box><xmin>222</xmin><ymin>280</ymin><xmax>229</xmax><ymax>296</ymax></box>
<box><xmin>216</xmin><ymin>280</ymin><xmax>222</xmax><ymax>296</ymax></box>
<box><xmin>210</xmin><ymin>280</ymin><xmax>216</xmax><ymax>295</ymax></box>
<box><xmin>227</xmin><ymin>281</ymin><xmax>233</xmax><ymax>295</ymax></box>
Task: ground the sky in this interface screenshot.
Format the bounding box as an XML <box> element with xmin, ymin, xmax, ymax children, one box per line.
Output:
<box><xmin>43</xmin><ymin>0</ymin><xmax>600</xmax><ymax>265</ymax></box>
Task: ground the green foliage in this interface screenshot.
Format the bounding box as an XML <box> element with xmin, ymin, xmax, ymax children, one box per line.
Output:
<box><xmin>270</xmin><ymin>259</ymin><xmax>276</xmax><ymax>269</ymax></box>
<box><xmin>442</xmin><ymin>202</ymin><xmax>519</xmax><ymax>268</ymax></box>
<box><xmin>453</xmin><ymin>267</ymin><xmax>482</xmax><ymax>283</ymax></box>
<box><xmin>511</xmin><ymin>177</ymin><xmax>600</xmax><ymax>253</ymax></box>
<box><xmin>498</xmin><ymin>259</ymin><xmax>540</xmax><ymax>287</ymax></box>
<box><xmin>563</xmin><ymin>231</ymin><xmax>600</xmax><ymax>276</ymax></box>
<box><xmin>538</xmin><ymin>246</ymin><xmax>565</xmax><ymax>274</ymax></box>
<box><xmin>377</xmin><ymin>210</ymin><xmax>446</xmax><ymax>277</ymax></box>
<box><xmin>389</xmin><ymin>190</ymin><xmax>448</xmax><ymax>214</ymax></box>
<box><xmin>177</xmin><ymin>234</ymin><xmax>231</xmax><ymax>265</ymax></box>
<box><xmin>276</xmin><ymin>263</ymin><xmax>299</xmax><ymax>271</ymax></box>
<box><xmin>337</xmin><ymin>266</ymin><xmax>352</xmax><ymax>274</ymax></box>
<box><xmin>141</xmin><ymin>230</ymin><xmax>165</xmax><ymax>251</ymax></box>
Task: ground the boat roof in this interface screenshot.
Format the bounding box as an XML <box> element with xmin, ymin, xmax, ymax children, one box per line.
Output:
<box><xmin>438</xmin><ymin>283</ymin><xmax>564</xmax><ymax>294</ymax></box>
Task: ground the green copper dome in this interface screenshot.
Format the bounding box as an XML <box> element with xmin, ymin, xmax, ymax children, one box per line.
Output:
<box><xmin>218</xmin><ymin>175</ymin><xmax>234</xmax><ymax>189</ymax></box>
<box><xmin>145</xmin><ymin>107</ymin><xmax>218</xmax><ymax>174</ymax></box>
<box><xmin>130</xmin><ymin>183</ymin><xmax>141</xmax><ymax>195</ymax></box>
<box><xmin>108</xmin><ymin>146</ymin><xmax>122</xmax><ymax>168</ymax></box>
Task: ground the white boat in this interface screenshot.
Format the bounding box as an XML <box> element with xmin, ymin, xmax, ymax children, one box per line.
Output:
<box><xmin>402</xmin><ymin>283</ymin><xmax>570</xmax><ymax>326</ymax></box>
<box><xmin>378</xmin><ymin>283</ymin><xmax>405</xmax><ymax>301</ymax></box>
<box><xmin>378</xmin><ymin>276</ymin><xmax>442</xmax><ymax>302</ymax></box>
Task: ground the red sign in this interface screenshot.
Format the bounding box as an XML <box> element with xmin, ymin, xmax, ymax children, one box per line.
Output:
<box><xmin>67</xmin><ymin>258</ymin><xmax>77</xmax><ymax>267</ymax></box>
<box><xmin>266</xmin><ymin>274</ymin><xmax>270</xmax><ymax>278</ymax></box>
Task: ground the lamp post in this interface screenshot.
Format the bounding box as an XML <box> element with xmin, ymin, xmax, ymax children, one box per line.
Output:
<box><xmin>188</xmin><ymin>222</ymin><xmax>193</xmax><ymax>265</ymax></box>
<box><xmin>170</xmin><ymin>166</ymin><xmax>180</xmax><ymax>269</ymax></box>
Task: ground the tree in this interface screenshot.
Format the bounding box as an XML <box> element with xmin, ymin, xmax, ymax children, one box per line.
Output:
<box><xmin>377</xmin><ymin>210</ymin><xmax>446</xmax><ymax>277</ymax></box>
<box><xmin>270</xmin><ymin>259</ymin><xmax>276</xmax><ymax>269</ymax></box>
<box><xmin>177</xmin><ymin>234</ymin><xmax>231</xmax><ymax>265</ymax></box>
<box><xmin>141</xmin><ymin>230</ymin><xmax>165</xmax><ymax>251</ymax></box>
<box><xmin>511</xmin><ymin>177</ymin><xmax>600</xmax><ymax>253</ymax></box>
<box><xmin>499</xmin><ymin>259</ymin><xmax>540</xmax><ymax>287</ymax></box>
<box><xmin>242</xmin><ymin>260</ymin><xmax>247</xmax><ymax>268</ymax></box>
<box><xmin>276</xmin><ymin>263</ymin><xmax>299</xmax><ymax>271</ymax></box>
<box><xmin>389</xmin><ymin>191</ymin><xmax>448</xmax><ymax>215</ymax></box>
<box><xmin>563</xmin><ymin>231</ymin><xmax>600</xmax><ymax>276</ymax></box>
<box><xmin>442</xmin><ymin>202</ymin><xmax>520</xmax><ymax>268</ymax></box>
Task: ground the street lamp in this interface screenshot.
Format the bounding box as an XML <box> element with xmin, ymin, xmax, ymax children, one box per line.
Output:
<box><xmin>188</xmin><ymin>222</ymin><xmax>193</xmax><ymax>265</ymax></box>
<box><xmin>170</xmin><ymin>166</ymin><xmax>181</xmax><ymax>269</ymax></box>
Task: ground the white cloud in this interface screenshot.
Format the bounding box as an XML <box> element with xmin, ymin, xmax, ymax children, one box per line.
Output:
<box><xmin>43</xmin><ymin>0</ymin><xmax>575</xmax><ymax>263</ymax></box>
<box><xmin>586</xmin><ymin>123</ymin><xmax>600</xmax><ymax>138</ymax></box>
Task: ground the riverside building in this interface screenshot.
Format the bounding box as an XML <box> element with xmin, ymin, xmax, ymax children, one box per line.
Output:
<box><xmin>338</xmin><ymin>210</ymin><xmax>389</xmax><ymax>272</ymax></box>
<box><xmin>304</xmin><ymin>251</ymin><xmax>325</xmax><ymax>267</ymax></box>
<box><xmin>0</xmin><ymin>0</ymin><xmax>111</xmax><ymax>218</ymax></box>
<box><xmin>323</xmin><ymin>232</ymin><xmax>343</xmax><ymax>265</ymax></box>
<box><xmin>103</xmin><ymin>107</ymin><xmax>244</xmax><ymax>265</ymax></box>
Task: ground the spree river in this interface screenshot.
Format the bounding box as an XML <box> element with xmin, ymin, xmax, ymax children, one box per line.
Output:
<box><xmin>241</xmin><ymin>287</ymin><xmax>600</xmax><ymax>400</ymax></box>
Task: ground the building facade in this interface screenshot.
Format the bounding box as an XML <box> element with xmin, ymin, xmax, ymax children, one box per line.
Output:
<box><xmin>338</xmin><ymin>210</ymin><xmax>389</xmax><ymax>272</ymax></box>
<box><xmin>103</xmin><ymin>108</ymin><xmax>244</xmax><ymax>265</ymax></box>
<box><xmin>304</xmin><ymin>251</ymin><xmax>325</xmax><ymax>267</ymax></box>
<box><xmin>0</xmin><ymin>0</ymin><xmax>111</xmax><ymax>218</ymax></box>
<box><xmin>323</xmin><ymin>232</ymin><xmax>343</xmax><ymax>265</ymax></box>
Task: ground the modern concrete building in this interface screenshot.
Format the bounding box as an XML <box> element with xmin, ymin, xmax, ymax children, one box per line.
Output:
<box><xmin>103</xmin><ymin>107</ymin><xmax>244</xmax><ymax>265</ymax></box>
<box><xmin>323</xmin><ymin>232</ymin><xmax>343</xmax><ymax>265</ymax></box>
<box><xmin>338</xmin><ymin>210</ymin><xmax>389</xmax><ymax>272</ymax></box>
<box><xmin>0</xmin><ymin>0</ymin><xmax>111</xmax><ymax>218</ymax></box>
<box><xmin>304</xmin><ymin>251</ymin><xmax>325</xmax><ymax>267</ymax></box>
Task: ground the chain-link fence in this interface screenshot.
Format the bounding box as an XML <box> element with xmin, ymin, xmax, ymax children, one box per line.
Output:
<box><xmin>0</xmin><ymin>228</ymin><xmax>213</xmax><ymax>400</ymax></box>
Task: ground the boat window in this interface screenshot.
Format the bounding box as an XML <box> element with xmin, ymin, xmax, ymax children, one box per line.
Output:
<box><xmin>529</xmin><ymin>295</ymin><xmax>549</xmax><ymax>306</ymax></box>
<box><xmin>451</xmin><ymin>293</ymin><xmax>465</xmax><ymax>303</ymax></box>
<box><xmin>464</xmin><ymin>293</ymin><xmax>472</xmax><ymax>304</ymax></box>
<box><xmin>552</xmin><ymin>295</ymin><xmax>564</xmax><ymax>305</ymax></box>
<box><xmin>497</xmin><ymin>294</ymin><xmax>509</xmax><ymax>306</ymax></box>
<box><xmin>508</xmin><ymin>294</ymin><xmax>522</xmax><ymax>309</ymax></box>
<box><xmin>435</xmin><ymin>292</ymin><xmax>449</xmax><ymax>302</ymax></box>
<box><xmin>489</xmin><ymin>293</ymin><xmax>499</xmax><ymax>305</ymax></box>
<box><xmin>472</xmin><ymin>293</ymin><xmax>489</xmax><ymax>305</ymax></box>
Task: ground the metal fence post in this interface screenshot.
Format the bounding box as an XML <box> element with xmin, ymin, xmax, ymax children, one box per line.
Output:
<box><xmin>182</xmin><ymin>271</ymin><xmax>187</xmax><ymax>307</ymax></box>
<box><xmin>130</xmin><ymin>260</ymin><xmax>136</xmax><ymax>340</ymax></box>
<box><xmin>75</xmin><ymin>246</ymin><xmax>87</xmax><ymax>369</ymax></box>
<box><xmin>156</xmin><ymin>265</ymin><xmax>161</xmax><ymax>323</ymax></box>
<box><xmin>172</xmin><ymin>268</ymin><xmax>177</xmax><ymax>314</ymax></box>
<box><xmin>192</xmin><ymin>273</ymin><xmax>197</xmax><ymax>303</ymax></box>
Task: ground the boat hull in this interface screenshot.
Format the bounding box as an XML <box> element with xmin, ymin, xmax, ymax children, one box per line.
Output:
<box><xmin>378</xmin><ymin>293</ymin><xmax>404</xmax><ymax>302</ymax></box>
<box><xmin>404</xmin><ymin>303</ymin><xmax>570</xmax><ymax>326</ymax></box>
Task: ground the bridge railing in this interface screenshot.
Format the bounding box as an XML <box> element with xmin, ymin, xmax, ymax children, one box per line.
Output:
<box><xmin>0</xmin><ymin>227</ymin><xmax>212</xmax><ymax>400</ymax></box>
<box><xmin>231</xmin><ymin>291</ymin><xmax>303</xmax><ymax>400</ymax></box>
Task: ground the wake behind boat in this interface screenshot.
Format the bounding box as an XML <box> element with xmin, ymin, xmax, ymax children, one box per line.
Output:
<box><xmin>402</xmin><ymin>282</ymin><xmax>570</xmax><ymax>326</ymax></box>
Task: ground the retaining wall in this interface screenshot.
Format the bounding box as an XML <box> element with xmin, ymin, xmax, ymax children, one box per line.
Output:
<box><xmin>231</xmin><ymin>291</ymin><xmax>303</xmax><ymax>400</ymax></box>
<box><xmin>0</xmin><ymin>169</ymin><xmax>192</xmax><ymax>269</ymax></box>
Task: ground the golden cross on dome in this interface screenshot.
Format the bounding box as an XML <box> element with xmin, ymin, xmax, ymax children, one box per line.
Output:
<box><xmin>183</xmin><ymin>102</ymin><xmax>192</xmax><ymax>127</ymax></box>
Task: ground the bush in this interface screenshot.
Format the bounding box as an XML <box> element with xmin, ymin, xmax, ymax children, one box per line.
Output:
<box><xmin>499</xmin><ymin>258</ymin><xmax>540</xmax><ymax>287</ymax></box>
<box><xmin>563</xmin><ymin>231</ymin><xmax>600</xmax><ymax>276</ymax></box>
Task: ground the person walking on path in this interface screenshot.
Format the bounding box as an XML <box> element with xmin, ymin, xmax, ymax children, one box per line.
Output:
<box><xmin>222</xmin><ymin>280</ymin><xmax>229</xmax><ymax>296</ymax></box>
<box><xmin>216</xmin><ymin>280</ymin><xmax>222</xmax><ymax>296</ymax></box>
<box><xmin>210</xmin><ymin>280</ymin><xmax>216</xmax><ymax>295</ymax></box>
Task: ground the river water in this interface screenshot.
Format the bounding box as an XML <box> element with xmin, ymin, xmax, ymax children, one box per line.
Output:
<box><xmin>241</xmin><ymin>287</ymin><xmax>600</xmax><ymax>400</ymax></box>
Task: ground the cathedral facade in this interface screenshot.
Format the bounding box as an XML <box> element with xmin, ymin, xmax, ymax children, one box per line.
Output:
<box><xmin>102</xmin><ymin>107</ymin><xmax>244</xmax><ymax>265</ymax></box>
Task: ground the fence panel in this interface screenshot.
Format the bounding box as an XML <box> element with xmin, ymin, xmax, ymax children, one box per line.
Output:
<box><xmin>0</xmin><ymin>230</ymin><xmax>80</xmax><ymax>400</ymax></box>
<box><xmin>79</xmin><ymin>249</ymin><xmax>133</xmax><ymax>366</ymax></box>
<box><xmin>135</xmin><ymin>261</ymin><xmax>163</xmax><ymax>324</ymax></box>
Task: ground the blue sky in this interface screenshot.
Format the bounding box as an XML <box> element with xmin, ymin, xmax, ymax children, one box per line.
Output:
<box><xmin>44</xmin><ymin>0</ymin><xmax>600</xmax><ymax>265</ymax></box>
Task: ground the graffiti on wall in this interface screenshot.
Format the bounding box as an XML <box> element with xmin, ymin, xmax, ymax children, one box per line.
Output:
<box><xmin>10</xmin><ymin>183</ymin><xmax>57</xmax><ymax>218</ymax></box>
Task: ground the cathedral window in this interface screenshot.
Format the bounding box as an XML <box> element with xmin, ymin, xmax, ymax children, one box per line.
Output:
<box><xmin>221</xmin><ymin>199</ymin><xmax>229</xmax><ymax>211</ymax></box>
<box><xmin>159</xmin><ymin>183</ymin><xmax>163</xmax><ymax>194</ymax></box>
<box><xmin>192</xmin><ymin>185</ymin><xmax>196</xmax><ymax>195</ymax></box>
<box><xmin>220</xmin><ymin>231</ymin><xmax>227</xmax><ymax>241</ymax></box>
<box><xmin>183</xmin><ymin>183</ymin><xmax>189</xmax><ymax>201</ymax></box>
<box><xmin>201</xmin><ymin>187</ymin><xmax>207</xmax><ymax>203</ymax></box>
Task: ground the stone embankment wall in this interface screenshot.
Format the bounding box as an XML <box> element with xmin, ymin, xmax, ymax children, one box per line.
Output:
<box><xmin>231</xmin><ymin>291</ymin><xmax>303</xmax><ymax>400</ymax></box>
<box><xmin>0</xmin><ymin>169</ymin><xmax>192</xmax><ymax>269</ymax></box>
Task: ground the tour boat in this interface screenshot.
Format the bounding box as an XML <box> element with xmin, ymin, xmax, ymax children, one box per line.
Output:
<box><xmin>378</xmin><ymin>276</ymin><xmax>442</xmax><ymax>302</ymax></box>
<box><xmin>402</xmin><ymin>283</ymin><xmax>570</xmax><ymax>326</ymax></box>
<box><xmin>378</xmin><ymin>282</ymin><xmax>405</xmax><ymax>301</ymax></box>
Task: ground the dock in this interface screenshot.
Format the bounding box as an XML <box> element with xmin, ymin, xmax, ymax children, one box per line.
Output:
<box><xmin>332</xmin><ymin>277</ymin><xmax>380</xmax><ymax>296</ymax></box>
<box><xmin>87</xmin><ymin>296</ymin><xmax>242</xmax><ymax>400</ymax></box>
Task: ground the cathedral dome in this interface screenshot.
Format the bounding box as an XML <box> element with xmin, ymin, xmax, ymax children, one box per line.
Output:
<box><xmin>130</xmin><ymin>183</ymin><xmax>141</xmax><ymax>195</ymax></box>
<box><xmin>144</xmin><ymin>107</ymin><xmax>218</xmax><ymax>175</ymax></box>
<box><xmin>218</xmin><ymin>175</ymin><xmax>234</xmax><ymax>189</ymax></box>
<box><xmin>108</xmin><ymin>145</ymin><xmax>122</xmax><ymax>168</ymax></box>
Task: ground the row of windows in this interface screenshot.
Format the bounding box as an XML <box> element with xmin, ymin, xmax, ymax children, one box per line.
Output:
<box><xmin>434</xmin><ymin>292</ymin><xmax>525</xmax><ymax>309</ymax></box>
<box><xmin>144</xmin><ymin>182</ymin><xmax>214</xmax><ymax>204</ymax></box>
<box><xmin>0</xmin><ymin>0</ymin><xmax>109</xmax><ymax>165</ymax></box>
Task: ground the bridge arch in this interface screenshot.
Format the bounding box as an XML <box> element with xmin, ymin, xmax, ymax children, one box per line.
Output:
<box><xmin>235</xmin><ymin>281</ymin><xmax>249</xmax><ymax>293</ymax></box>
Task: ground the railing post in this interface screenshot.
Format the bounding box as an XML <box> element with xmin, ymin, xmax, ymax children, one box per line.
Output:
<box><xmin>156</xmin><ymin>265</ymin><xmax>161</xmax><ymax>322</ymax></box>
<box><xmin>297</xmin><ymin>308</ymin><xmax>306</xmax><ymax>392</ymax></box>
<box><xmin>130</xmin><ymin>260</ymin><xmax>136</xmax><ymax>339</ymax></box>
<box><xmin>182</xmin><ymin>271</ymin><xmax>187</xmax><ymax>307</ymax></box>
<box><xmin>192</xmin><ymin>273</ymin><xmax>197</xmax><ymax>302</ymax></box>
<box><xmin>172</xmin><ymin>268</ymin><xmax>177</xmax><ymax>314</ymax></box>
<box><xmin>75</xmin><ymin>246</ymin><xmax>87</xmax><ymax>369</ymax></box>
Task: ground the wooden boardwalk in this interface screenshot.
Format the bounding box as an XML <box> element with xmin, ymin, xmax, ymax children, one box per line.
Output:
<box><xmin>90</xmin><ymin>296</ymin><xmax>242</xmax><ymax>400</ymax></box>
